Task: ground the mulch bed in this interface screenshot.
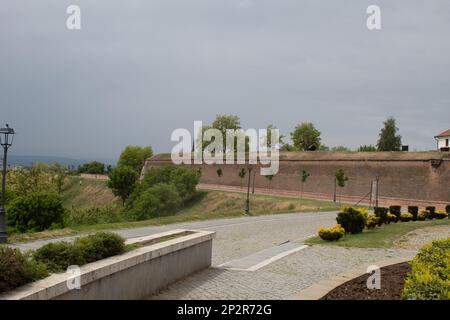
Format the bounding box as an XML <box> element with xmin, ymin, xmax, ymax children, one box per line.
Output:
<box><xmin>320</xmin><ymin>262</ymin><xmax>411</xmax><ymax>300</ymax></box>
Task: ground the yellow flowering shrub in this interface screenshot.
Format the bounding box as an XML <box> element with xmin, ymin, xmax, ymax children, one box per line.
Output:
<box><xmin>318</xmin><ymin>224</ymin><xmax>345</xmax><ymax>241</ymax></box>
<box><xmin>400</xmin><ymin>213</ymin><xmax>413</xmax><ymax>222</ymax></box>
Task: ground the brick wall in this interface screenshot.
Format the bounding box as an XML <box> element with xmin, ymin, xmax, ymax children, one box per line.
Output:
<box><xmin>144</xmin><ymin>152</ymin><xmax>450</xmax><ymax>203</ymax></box>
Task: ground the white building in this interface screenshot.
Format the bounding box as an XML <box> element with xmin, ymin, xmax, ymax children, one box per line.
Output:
<box><xmin>435</xmin><ymin>129</ymin><xmax>450</xmax><ymax>151</ymax></box>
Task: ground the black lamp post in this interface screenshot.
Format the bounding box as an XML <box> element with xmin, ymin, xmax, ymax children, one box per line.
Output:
<box><xmin>0</xmin><ymin>124</ymin><xmax>15</xmax><ymax>244</ymax></box>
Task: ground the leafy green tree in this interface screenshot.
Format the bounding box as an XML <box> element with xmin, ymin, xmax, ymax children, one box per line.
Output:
<box><xmin>291</xmin><ymin>123</ymin><xmax>322</xmax><ymax>151</ymax></box>
<box><xmin>299</xmin><ymin>170</ymin><xmax>310</xmax><ymax>200</ymax></box>
<box><xmin>334</xmin><ymin>169</ymin><xmax>348</xmax><ymax>202</ymax></box>
<box><xmin>137</xmin><ymin>166</ymin><xmax>200</xmax><ymax>202</ymax></box>
<box><xmin>7</xmin><ymin>167</ymin><xmax>56</xmax><ymax>197</ymax></box>
<box><xmin>216</xmin><ymin>168</ymin><xmax>223</xmax><ymax>178</ymax></box>
<box><xmin>265</xmin><ymin>173</ymin><xmax>274</xmax><ymax>190</ymax></box>
<box><xmin>238</xmin><ymin>168</ymin><xmax>247</xmax><ymax>188</ymax></box>
<box><xmin>331</xmin><ymin>146</ymin><xmax>351</xmax><ymax>152</ymax></box>
<box><xmin>7</xmin><ymin>192</ymin><xmax>65</xmax><ymax>232</ymax></box>
<box><xmin>107</xmin><ymin>166</ymin><xmax>139</xmax><ymax>205</ymax></box>
<box><xmin>358</xmin><ymin>145</ymin><xmax>377</xmax><ymax>152</ymax></box>
<box><xmin>128</xmin><ymin>183</ymin><xmax>182</xmax><ymax>220</ymax></box>
<box><xmin>77</xmin><ymin>161</ymin><xmax>105</xmax><ymax>174</ymax></box>
<box><xmin>117</xmin><ymin>145</ymin><xmax>153</xmax><ymax>173</ymax></box>
<box><xmin>377</xmin><ymin>117</ymin><xmax>402</xmax><ymax>151</ymax></box>
<box><xmin>263</xmin><ymin>124</ymin><xmax>285</xmax><ymax>148</ymax></box>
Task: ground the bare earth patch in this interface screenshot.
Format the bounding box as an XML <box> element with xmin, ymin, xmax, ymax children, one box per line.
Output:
<box><xmin>394</xmin><ymin>225</ymin><xmax>450</xmax><ymax>250</ymax></box>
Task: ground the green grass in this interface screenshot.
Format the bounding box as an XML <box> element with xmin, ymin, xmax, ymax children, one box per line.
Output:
<box><xmin>306</xmin><ymin>219</ymin><xmax>450</xmax><ymax>249</ymax></box>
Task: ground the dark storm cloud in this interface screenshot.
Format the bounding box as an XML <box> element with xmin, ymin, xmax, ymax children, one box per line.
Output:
<box><xmin>1</xmin><ymin>0</ymin><xmax>449</xmax><ymax>159</ymax></box>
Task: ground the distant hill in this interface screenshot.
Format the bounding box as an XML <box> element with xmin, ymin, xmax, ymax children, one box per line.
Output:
<box><xmin>8</xmin><ymin>155</ymin><xmax>116</xmax><ymax>168</ymax></box>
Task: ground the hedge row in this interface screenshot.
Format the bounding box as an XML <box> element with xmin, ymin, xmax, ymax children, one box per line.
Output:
<box><xmin>0</xmin><ymin>232</ymin><xmax>125</xmax><ymax>293</ymax></box>
<box><xmin>402</xmin><ymin>238</ymin><xmax>450</xmax><ymax>300</ymax></box>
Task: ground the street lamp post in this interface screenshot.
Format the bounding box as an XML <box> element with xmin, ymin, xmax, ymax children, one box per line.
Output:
<box><xmin>0</xmin><ymin>124</ymin><xmax>15</xmax><ymax>244</ymax></box>
<box><xmin>245</xmin><ymin>167</ymin><xmax>252</xmax><ymax>215</ymax></box>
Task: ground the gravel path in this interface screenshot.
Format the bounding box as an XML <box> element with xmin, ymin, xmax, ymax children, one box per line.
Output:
<box><xmin>394</xmin><ymin>225</ymin><xmax>450</xmax><ymax>250</ymax></box>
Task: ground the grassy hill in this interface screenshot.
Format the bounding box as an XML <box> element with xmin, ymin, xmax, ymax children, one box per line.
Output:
<box><xmin>61</xmin><ymin>176</ymin><xmax>121</xmax><ymax>208</ymax></box>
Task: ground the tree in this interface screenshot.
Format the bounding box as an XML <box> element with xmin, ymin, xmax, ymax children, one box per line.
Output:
<box><xmin>331</xmin><ymin>146</ymin><xmax>351</xmax><ymax>152</ymax></box>
<box><xmin>291</xmin><ymin>123</ymin><xmax>321</xmax><ymax>151</ymax></box>
<box><xmin>299</xmin><ymin>170</ymin><xmax>310</xmax><ymax>200</ymax></box>
<box><xmin>117</xmin><ymin>146</ymin><xmax>153</xmax><ymax>173</ymax></box>
<box><xmin>49</xmin><ymin>163</ymin><xmax>67</xmax><ymax>194</ymax></box>
<box><xmin>77</xmin><ymin>161</ymin><xmax>105</xmax><ymax>174</ymax></box>
<box><xmin>264</xmin><ymin>124</ymin><xmax>285</xmax><ymax>148</ymax></box>
<box><xmin>358</xmin><ymin>145</ymin><xmax>377</xmax><ymax>152</ymax></box>
<box><xmin>377</xmin><ymin>117</ymin><xmax>402</xmax><ymax>151</ymax></box>
<box><xmin>107</xmin><ymin>166</ymin><xmax>139</xmax><ymax>205</ymax></box>
<box><xmin>216</xmin><ymin>168</ymin><xmax>223</xmax><ymax>178</ymax></box>
<box><xmin>238</xmin><ymin>168</ymin><xmax>247</xmax><ymax>188</ymax></box>
<box><xmin>334</xmin><ymin>169</ymin><xmax>348</xmax><ymax>202</ymax></box>
<box><xmin>265</xmin><ymin>173</ymin><xmax>274</xmax><ymax>190</ymax></box>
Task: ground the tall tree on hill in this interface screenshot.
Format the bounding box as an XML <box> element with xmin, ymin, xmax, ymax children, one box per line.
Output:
<box><xmin>377</xmin><ymin>117</ymin><xmax>402</xmax><ymax>151</ymax></box>
<box><xmin>291</xmin><ymin>122</ymin><xmax>321</xmax><ymax>151</ymax></box>
<box><xmin>117</xmin><ymin>145</ymin><xmax>153</xmax><ymax>173</ymax></box>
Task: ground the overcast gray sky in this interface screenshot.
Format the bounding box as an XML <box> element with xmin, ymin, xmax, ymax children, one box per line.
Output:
<box><xmin>1</xmin><ymin>0</ymin><xmax>449</xmax><ymax>160</ymax></box>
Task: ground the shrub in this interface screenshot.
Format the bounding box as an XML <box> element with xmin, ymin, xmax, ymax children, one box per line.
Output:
<box><xmin>388</xmin><ymin>213</ymin><xmax>398</xmax><ymax>223</ymax></box>
<box><xmin>402</xmin><ymin>238</ymin><xmax>450</xmax><ymax>300</ymax></box>
<box><xmin>408</xmin><ymin>206</ymin><xmax>419</xmax><ymax>221</ymax></box>
<box><xmin>435</xmin><ymin>211</ymin><xmax>448</xmax><ymax>220</ymax></box>
<box><xmin>0</xmin><ymin>247</ymin><xmax>48</xmax><ymax>293</ymax></box>
<box><xmin>139</xmin><ymin>166</ymin><xmax>201</xmax><ymax>202</ymax></box>
<box><xmin>336</xmin><ymin>207</ymin><xmax>368</xmax><ymax>234</ymax></box>
<box><xmin>33</xmin><ymin>242</ymin><xmax>85</xmax><ymax>272</ymax></box>
<box><xmin>374</xmin><ymin>207</ymin><xmax>389</xmax><ymax>225</ymax></box>
<box><xmin>34</xmin><ymin>232</ymin><xmax>125</xmax><ymax>273</ymax></box>
<box><xmin>446</xmin><ymin>205</ymin><xmax>450</xmax><ymax>214</ymax></box>
<box><xmin>389</xmin><ymin>205</ymin><xmax>401</xmax><ymax>219</ymax></box>
<box><xmin>400</xmin><ymin>213</ymin><xmax>413</xmax><ymax>222</ymax></box>
<box><xmin>366</xmin><ymin>215</ymin><xmax>379</xmax><ymax>229</ymax></box>
<box><xmin>128</xmin><ymin>183</ymin><xmax>182</xmax><ymax>220</ymax></box>
<box><xmin>426</xmin><ymin>206</ymin><xmax>436</xmax><ymax>219</ymax></box>
<box><xmin>7</xmin><ymin>192</ymin><xmax>65</xmax><ymax>232</ymax></box>
<box><xmin>73</xmin><ymin>232</ymin><xmax>125</xmax><ymax>263</ymax></box>
<box><xmin>417</xmin><ymin>210</ymin><xmax>428</xmax><ymax>221</ymax></box>
<box><xmin>318</xmin><ymin>224</ymin><xmax>345</xmax><ymax>241</ymax></box>
<box><xmin>65</xmin><ymin>205</ymin><xmax>124</xmax><ymax>226</ymax></box>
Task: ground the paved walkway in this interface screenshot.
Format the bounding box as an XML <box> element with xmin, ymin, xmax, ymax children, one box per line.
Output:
<box><xmin>12</xmin><ymin>210</ymin><xmax>419</xmax><ymax>299</ymax></box>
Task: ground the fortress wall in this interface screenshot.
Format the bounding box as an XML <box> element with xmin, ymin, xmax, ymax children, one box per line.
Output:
<box><xmin>144</xmin><ymin>152</ymin><xmax>450</xmax><ymax>203</ymax></box>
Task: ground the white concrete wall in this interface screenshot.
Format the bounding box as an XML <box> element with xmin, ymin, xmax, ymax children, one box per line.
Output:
<box><xmin>438</xmin><ymin>136</ymin><xmax>450</xmax><ymax>149</ymax></box>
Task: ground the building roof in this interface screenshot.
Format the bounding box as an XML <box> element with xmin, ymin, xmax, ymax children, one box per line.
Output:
<box><xmin>435</xmin><ymin>129</ymin><xmax>450</xmax><ymax>138</ymax></box>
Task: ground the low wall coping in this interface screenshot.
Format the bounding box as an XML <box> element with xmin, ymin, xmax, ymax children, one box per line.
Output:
<box><xmin>0</xmin><ymin>229</ymin><xmax>215</xmax><ymax>300</ymax></box>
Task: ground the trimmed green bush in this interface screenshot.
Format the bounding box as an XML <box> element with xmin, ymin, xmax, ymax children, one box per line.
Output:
<box><xmin>435</xmin><ymin>211</ymin><xmax>448</xmax><ymax>220</ymax></box>
<box><xmin>426</xmin><ymin>206</ymin><xmax>436</xmax><ymax>219</ymax></box>
<box><xmin>7</xmin><ymin>192</ymin><xmax>65</xmax><ymax>232</ymax></box>
<box><xmin>402</xmin><ymin>238</ymin><xmax>450</xmax><ymax>300</ymax></box>
<box><xmin>34</xmin><ymin>232</ymin><xmax>125</xmax><ymax>272</ymax></box>
<box><xmin>336</xmin><ymin>207</ymin><xmax>368</xmax><ymax>235</ymax></box>
<box><xmin>73</xmin><ymin>232</ymin><xmax>125</xmax><ymax>263</ymax></box>
<box><xmin>318</xmin><ymin>224</ymin><xmax>345</xmax><ymax>241</ymax></box>
<box><xmin>388</xmin><ymin>213</ymin><xmax>398</xmax><ymax>223</ymax></box>
<box><xmin>417</xmin><ymin>210</ymin><xmax>428</xmax><ymax>221</ymax></box>
<box><xmin>128</xmin><ymin>183</ymin><xmax>182</xmax><ymax>220</ymax></box>
<box><xmin>400</xmin><ymin>213</ymin><xmax>413</xmax><ymax>222</ymax></box>
<box><xmin>0</xmin><ymin>247</ymin><xmax>48</xmax><ymax>293</ymax></box>
<box><xmin>446</xmin><ymin>205</ymin><xmax>450</xmax><ymax>214</ymax></box>
<box><xmin>33</xmin><ymin>242</ymin><xmax>85</xmax><ymax>272</ymax></box>
<box><xmin>366</xmin><ymin>215</ymin><xmax>379</xmax><ymax>229</ymax></box>
<box><xmin>389</xmin><ymin>205</ymin><xmax>401</xmax><ymax>219</ymax></box>
<box><xmin>374</xmin><ymin>207</ymin><xmax>388</xmax><ymax>225</ymax></box>
<box><xmin>408</xmin><ymin>206</ymin><xmax>419</xmax><ymax>221</ymax></box>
